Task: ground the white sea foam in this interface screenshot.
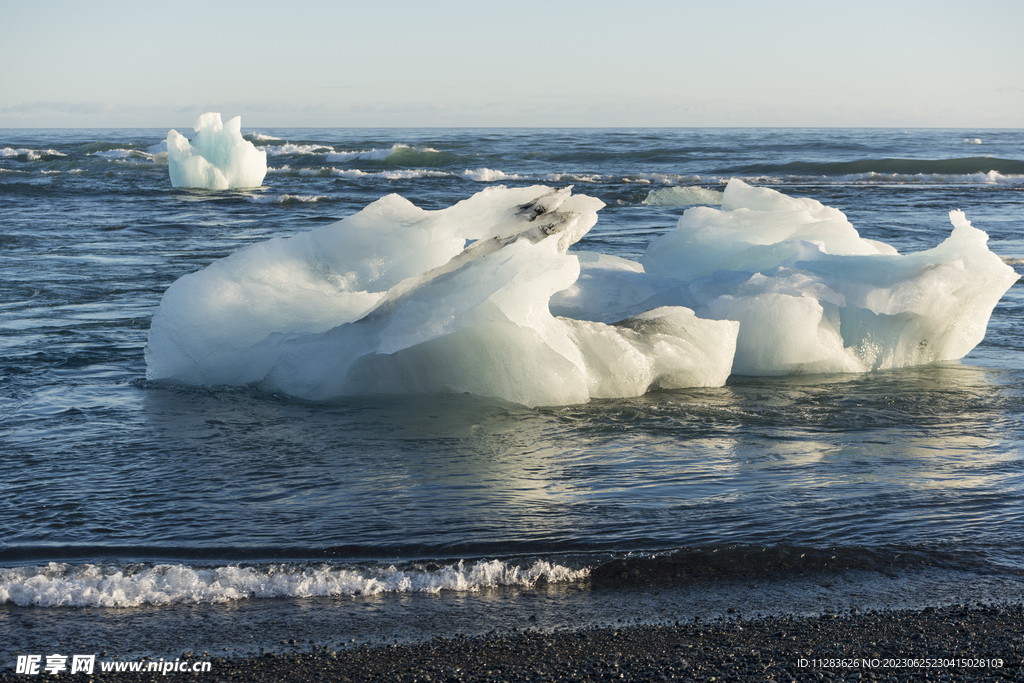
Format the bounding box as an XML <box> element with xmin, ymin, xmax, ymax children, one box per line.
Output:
<box><xmin>166</xmin><ymin>113</ymin><xmax>267</xmax><ymax>189</ymax></box>
<box><xmin>263</xmin><ymin>143</ymin><xmax>335</xmax><ymax>156</ymax></box>
<box><xmin>0</xmin><ymin>147</ymin><xmax>66</xmax><ymax>160</ymax></box>
<box><xmin>325</xmin><ymin>147</ymin><xmax>395</xmax><ymax>162</ymax></box>
<box><xmin>463</xmin><ymin>168</ymin><xmax>522</xmax><ymax>182</ymax></box>
<box><xmin>543</xmin><ymin>172</ymin><xmax>604</xmax><ymax>184</ymax></box>
<box><xmin>964</xmin><ymin>138</ymin><xmax>983</xmax><ymax>144</ymax></box>
<box><xmin>261</xmin><ymin>143</ymin><xmax>443</xmax><ymax>162</ymax></box>
<box><xmin>325</xmin><ymin>144</ymin><xmax>442</xmax><ymax>163</ymax></box>
<box><xmin>287</xmin><ymin>167</ymin><xmax>451</xmax><ymax>180</ymax></box>
<box><xmin>89</xmin><ymin>149</ymin><xmax>148</xmax><ymax>161</ymax></box>
<box><xmin>368</xmin><ymin>169</ymin><xmax>450</xmax><ymax>180</ymax></box>
<box><xmin>245</xmin><ymin>194</ymin><xmax>330</xmax><ymax>204</ymax></box>
<box><xmin>248</xmin><ymin>132</ymin><xmax>281</xmax><ymax>141</ymax></box>
<box><xmin>0</xmin><ymin>560</ymin><xmax>589</xmax><ymax>608</ymax></box>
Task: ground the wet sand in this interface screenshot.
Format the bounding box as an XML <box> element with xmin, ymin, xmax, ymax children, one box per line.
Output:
<box><xmin>52</xmin><ymin>603</ymin><xmax>1022</xmax><ymax>682</ymax></box>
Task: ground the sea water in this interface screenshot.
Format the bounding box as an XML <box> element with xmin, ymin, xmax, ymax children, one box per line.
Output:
<box><xmin>2</xmin><ymin>128</ymin><xmax>1023</xmax><ymax>657</ymax></box>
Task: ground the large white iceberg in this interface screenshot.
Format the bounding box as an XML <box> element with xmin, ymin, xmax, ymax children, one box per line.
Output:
<box><xmin>166</xmin><ymin>112</ymin><xmax>267</xmax><ymax>189</ymax></box>
<box><xmin>146</xmin><ymin>180</ymin><xmax>1017</xmax><ymax>404</ymax></box>
<box><xmin>146</xmin><ymin>186</ymin><xmax>737</xmax><ymax>406</ymax></box>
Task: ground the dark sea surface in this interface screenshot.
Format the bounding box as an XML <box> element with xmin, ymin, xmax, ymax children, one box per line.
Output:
<box><xmin>2</xmin><ymin>128</ymin><xmax>1023</xmax><ymax>657</ymax></box>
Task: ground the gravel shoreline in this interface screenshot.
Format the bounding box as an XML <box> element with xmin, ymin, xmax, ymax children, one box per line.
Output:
<box><xmin>28</xmin><ymin>603</ymin><xmax>1020</xmax><ymax>682</ymax></box>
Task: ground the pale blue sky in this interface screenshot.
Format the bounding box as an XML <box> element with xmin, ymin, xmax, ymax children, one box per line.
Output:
<box><xmin>2</xmin><ymin>0</ymin><xmax>1022</xmax><ymax>128</ymax></box>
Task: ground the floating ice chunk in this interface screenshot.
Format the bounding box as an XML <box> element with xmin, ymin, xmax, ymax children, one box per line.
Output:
<box><xmin>644</xmin><ymin>179</ymin><xmax>897</xmax><ymax>282</ymax></box>
<box><xmin>147</xmin><ymin>186</ymin><xmax>737</xmax><ymax>405</ymax></box>
<box><xmin>147</xmin><ymin>179</ymin><xmax>1015</xmax><ymax>398</ymax></box>
<box><xmin>643</xmin><ymin>186</ymin><xmax>724</xmax><ymax>207</ymax></box>
<box><xmin>463</xmin><ymin>168</ymin><xmax>522</xmax><ymax>182</ymax></box>
<box><xmin>145</xmin><ymin>140</ymin><xmax>169</xmax><ymax>165</ymax></box>
<box><xmin>638</xmin><ymin>179</ymin><xmax>1019</xmax><ymax>375</ymax></box>
<box><xmin>166</xmin><ymin>112</ymin><xmax>267</xmax><ymax>189</ymax></box>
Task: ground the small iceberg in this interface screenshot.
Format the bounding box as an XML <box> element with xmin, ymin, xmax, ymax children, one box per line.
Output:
<box><xmin>643</xmin><ymin>186</ymin><xmax>724</xmax><ymax>207</ymax></box>
<box><xmin>166</xmin><ymin>112</ymin><xmax>267</xmax><ymax>189</ymax></box>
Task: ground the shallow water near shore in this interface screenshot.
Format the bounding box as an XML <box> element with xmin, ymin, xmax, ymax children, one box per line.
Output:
<box><xmin>2</xmin><ymin>127</ymin><xmax>1024</xmax><ymax>659</ymax></box>
<box><xmin>6</xmin><ymin>565</ymin><xmax>1024</xmax><ymax>660</ymax></box>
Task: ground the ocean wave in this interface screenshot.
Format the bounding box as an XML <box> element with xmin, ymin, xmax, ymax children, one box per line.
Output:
<box><xmin>269</xmin><ymin>165</ymin><xmax>452</xmax><ymax>180</ymax></box>
<box><xmin>1</xmin><ymin>541</ymin><xmax>997</xmax><ymax>608</ymax></box>
<box><xmin>325</xmin><ymin>146</ymin><xmax>403</xmax><ymax>163</ymax></box>
<box><xmin>731</xmin><ymin>156</ymin><xmax>1024</xmax><ymax>177</ymax></box>
<box><xmin>247</xmin><ymin>132</ymin><xmax>281</xmax><ymax>141</ymax></box>
<box><xmin>632</xmin><ymin>172</ymin><xmax>706</xmax><ymax>185</ymax></box>
<box><xmin>263</xmin><ymin>143</ymin><xmax>336</xmax><ymax>156</ymax></box>
<box><xmin>77</xmin><ymin>143</ymin><xmax>168</xmax><ymax>165</ymax></box>
<box><xmin>544</xmin><ymin>172</ymin><xmax>605</xmax><ymax>184</ymax></box>
<box><xmin>463</xmin><ymin>168</ymin><xmax>522</xmax><ymax>182</ymax></box>
<box><xmin>261</xmin><ymin>143</ymin><xmax>446</xmax><ymax>165</ymax></box>
<box><xmin>0</xmin><ymin>147</ymin><xmax>67</xmax><ymax>161</ymax></box>
<box><xmin>245</xmin><ymin>194</ymin><xmax>332</xmax><ymax>204</ymax></box>
<box><xmin>839</xmin><ymin>170</ymin><xmax>1024</xmax><ymax>185</ymax></box>
<box><xmin>676</xmin><ymin>172</ymin><xmax>1024</xmax><ymax>187</ymax></box>
<box><xmin>0</xmin><ymin>559</ymin><xmax>589</xmax><ymax>608</ymax></box>
<box><xmin>88</xmin><ymin>149</ymin><xmax>154</xmax><ymax>161</ymax></box>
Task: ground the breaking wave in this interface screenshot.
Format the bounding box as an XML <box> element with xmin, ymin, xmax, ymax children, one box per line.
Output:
<box><xmin>0</xmin><ymin>559</ymin><xmax>589</xmax><ymax>608</ymax></box>
<box><xmin>245</xmin><ymin>194</ymin><xmax>332</xmax><ymax>204</ymax></box>
<box><xmin>1</xmin><ymin>543</ymin><xmax>994</xmax><ymax>608</ymax></box>
<box><xmin>1</xmin><ymin>147</ymin><xmax>67</xmax><ymax>161</ymax></box>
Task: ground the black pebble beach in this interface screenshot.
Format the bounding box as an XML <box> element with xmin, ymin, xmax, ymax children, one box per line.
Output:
<box><xmin>34</xmin><ymin>603</ymin><xmax>1021</xmax><ymax>682</ymax></box>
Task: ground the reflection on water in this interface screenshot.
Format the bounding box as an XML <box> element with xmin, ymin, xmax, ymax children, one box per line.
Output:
<box><xmin>137</xmin><ymin>366</ymin><xmax>1023</xmax><ymax>559</ymax></box>
<box><xmin>3</xmin><ymin>361</ymin><xmax>1022</xmax><ymax>565</ymax></box>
